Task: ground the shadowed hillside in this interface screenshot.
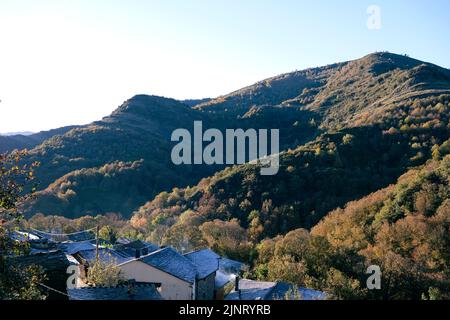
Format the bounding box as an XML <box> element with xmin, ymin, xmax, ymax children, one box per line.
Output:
<box><xmin>22</xmin><ymin>95</ymin><xmax>319</xmax><ymax>218</ymax></box>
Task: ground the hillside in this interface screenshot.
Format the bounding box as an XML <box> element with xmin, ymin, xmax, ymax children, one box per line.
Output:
<box><xmin>130</xmin><ymin>100</ymin><xmax>449</xmax><ymax>246</ymax></box>
<box><xmin>23</xmin><ymin>139</ymin><xmax>450</xmax><ymax>300</ymax></box>
<box><xmin>194</xmin><ymin>53</ymin><xmax>450</xmax><ymax>123</ymax></box>
<box><xmin>253</xmin><ymin>153</ymin><xmax>450</xmax><ymax>299</ymax></box>
<box><xmin>18</xmin><ymin>52</ymin><xmax>450</xmax><ymax>219</ymax></box>
<box><xmin>194</xmin><ymin>62</ymin><xmax>343</xmax><ymax>114</ymax></box>
<box><xmin>21</xmin><ymin>95</ymin><xmax>319</xmax><ymax>218</ymax></box>
<box><xmin>21</xmin><ymin>95</ymin><xmax>213</xmax><ymax>217</ymax></box>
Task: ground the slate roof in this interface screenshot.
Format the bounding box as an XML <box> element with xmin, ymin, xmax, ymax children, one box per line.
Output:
<box><xmin>11</xmin><ymin>230</ymin><xmax>58</xmax><ymax>251</ymax></box>
<box><xmin>23</xmin><ymin>229</ymin><xmax>96</xmax><ymax>242</ymax></box>
<box><xmin>270</xmin><ymin>282</ymin><xmax>326</xmax><ymax>300</ymax></box>
<box><xmin>116</xmin><ymin>237</ymin><xmax>134</xmax><ymax>245</ymax></box>
<box><xmin>67</xmin><ymin>283</ymin><xmax>162</xmax><ymax>300</ymax></box>
<box><xmin>225</xmin><ymin>279</ymin><xmax>277</xmax><ymax>300</ymax></box>
<box><xmin>77</xmin><ymin>247</ymin><xmax>134</xmax><ymax>265</ymax></box>
<box><xmin>121</xmin><ymin>239</ymin><xmax>157</xmax><ymax>250</ymax></box>
<box><xmin>12</xmin><ymin>250</ymin><xmax>70</xmax><ymax>272</ymax></box>
<box><xmin>138</xmin><ymin>247</ymin><xmax>198</xmax><ymax>284</ymax></box>
<box><xmin>225</xmin><ymin>279</ymin><xmax>326</xmax><ymax>300</ymax></box>
<box><xmin>114</xmin><ymin>239</ymin><xmax>159</xmax><ymax>258</ymax></box>
<box><xmin>58</xmin><ymin>241</ymin><xmax>96</xmax><ymax>255</ymax></box>
<box><xmin>27</xmin><ymin>229</ymin><xmax>62</xmax><ymax>241</ymax></box>
<box><xmin>67</xmin><ymin>232</ymin><xmax>96</xmax><ymax>242</ymax></box>
<box><xmin>184</xmin><ymin>248</ymin><xmax>220</xmax><ymax>279</ymax></box>
<box><xmin>219</xmin><ymin>257</ymin><xmax>246</xmax><ymax>275</ymax></box>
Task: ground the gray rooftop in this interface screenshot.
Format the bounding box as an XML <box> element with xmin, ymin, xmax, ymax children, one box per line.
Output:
<box><xmin>77</xmin><ymin>247</ymin><xmax>134</xmax><ymax>265</ymax></box>
<box><xmin>225</xmin><ymin>279</ymin><xmax>276</xmax><ymax>300</ymax></box>
<box><xmin>225</xmin><ymin>279</ymin><xmax>326</xmax><ymax>300</ymax></box>
<box><xmin>139</xmin><ymin>247</ymin><xmax>198</xmax><ymax>284</ymax></box>
<box><xmin>184</xmin><ymin>248</ymin><xmax>220</xmax><ymax>279</ymax></box>
<box><xmin>219</xmin><ymin>257</ymin><xmax>246</xmax><ymax>275</ymax></box>
<box><xmin>67</xmin><ymin>283</ymin><xmax>162</xmax><ymax>300</ymax></box>
<box><xmin>270</xmin><ymin>282</ymin><xmax>326</xmax><ymax>300</ymax></box>
<box><xmin>12</xmin><ymin>250</ymin><xmax>71</xmax><ymax>273</ymax></box>
<box><xmin>58</xmin><ymin>241</ymin><xmax>96</xmax><ymax>255</ymax></box>
<box><xmin>114</xmin><ymin>239</ymin><xmax>159</xmax><ymax>258</ymax></box>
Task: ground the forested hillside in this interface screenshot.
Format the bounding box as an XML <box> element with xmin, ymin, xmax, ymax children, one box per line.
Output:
<box><xmin>130</xmin><ymin>95</ymin><xmax>449</xmax><ymax>246</ymax></box>
<box><xmin>14</xmin><ymin>52</ymin><xmax>450</xmax><ymax>299</ymax></box>
<box><xmin>6</xmin><ymin>52</ymin><xmax>449</xmax><ymax>221</ymax></box>
<box><xmin>23</xmin><ymin>141</ymin><xmax>450</xmax><ymax>300</ymax></box>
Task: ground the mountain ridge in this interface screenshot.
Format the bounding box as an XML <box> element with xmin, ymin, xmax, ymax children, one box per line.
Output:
<box><xmin>0</xmin><ymin>125</ymin><xmax>80</xmax><ymax>154</ymax></box>
<box><xmin>9</xmin><ymin>52</ymin><xmax>449</xmax><ymax>220</ymax></box>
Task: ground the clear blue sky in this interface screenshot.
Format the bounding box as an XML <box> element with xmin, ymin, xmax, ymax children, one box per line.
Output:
<box><xmin>1</xmin><ymin>0</ymin><xmax>449</xmax><ymax>132</ymax></box>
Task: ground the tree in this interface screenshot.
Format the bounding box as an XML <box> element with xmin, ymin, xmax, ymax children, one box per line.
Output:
<box><xmin>162</xmin><ymin>210</ymin><xmax>207</xmax><ymax>253</ymax></box>
<box><xmin>200</xmin><ymin>219</ymin><xmax>253</xmax><ymax>261</ymax></box>
<box><xmin>86</xmin><ymin>256</ymin><xmax>124</xmax><ymax>287</ymax></box>
<box><xmin>267</xmin><ymin>255</ymin><xmax>308</xmax><ymax>285</ymax></box>
<box><xmin>0</xmin><ymin>151</ymin><xmax>45</xmax><ymax>300</ymax></box>
<box><xmin>247</xmin><ymin>210</ymin><xmax>264</xmax><ymax>242</ymax></box>
<box><xmin>99</xmin><ymin>225</ymin><xmax>117</xmax><ymax>244</ymax></box>
<box><xmin>323</xmin><ymin>268</ymin><xmax>364</xmax><ymax>300</ymax></box>
<box><xmin>342</xmin><ymin>134</ymin><xmax>354</xmax><ymax>145</ymax></box>
<box><xmin>282</xmin><ymin>285</ymin><xmax>303</xmax><ymax>300</ymax></box>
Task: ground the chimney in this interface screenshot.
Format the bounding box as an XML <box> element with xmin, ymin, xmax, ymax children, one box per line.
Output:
<box><xmin>234</xmin><ymin>275</ymin><xmax>241</xmax><ymax>299</ymax></box>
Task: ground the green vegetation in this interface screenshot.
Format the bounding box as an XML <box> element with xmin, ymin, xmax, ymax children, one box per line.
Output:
<box><xmin>10</xmin><ymin>52</ymin><xmax>448</xmax><ymax>220</ymax></box>
<box><xmin>86</xmin><ymin>258</ymin><xmax>124</xmax><ymax>287</ymax></box>
<box><xmin>0</xmin><ymin>152</ymin><xmax>46</xmax><ymax>300</ymax></box>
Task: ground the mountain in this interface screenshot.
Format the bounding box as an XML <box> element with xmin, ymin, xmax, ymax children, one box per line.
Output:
<box><xmin>197</xmin><ymin>52</ymin><xmax>450</xmax><ymax>126</ymax></box>
<box><xmin>17</xmin><ymin>52</ymin><xmax>450</xmax><ymax>300</ymax></box>
<box><xmin>0</xmin><ymin>126</ymin><xmax>79</xmax><ymax>154</ymax></box>
<box><xmin>19</xmin><ymin>52</ymin><xmax>450</xmax><ymax>220</ymax></box>
<box><xmin>181</xmin><ymin>98</ymin><xmax>212</xmax><ymax>108</ymax></box>
<box><xmin>194</xmin><ymin>62</ymin><xmax>343</xmax><ymax>114</ymax></box>
<box><xmin>21</xmin><ymin>93</ymin><xmax>318</xmax><ymax>218</ymax></box>
<box><xmin>0</xmin><ymin>131</ymin><xmax>35</xmax><ymax>136</ymax></box>
<box><xmin>129</xmin><ymin>53</ymin><xmax>449</xmax><ymax>242</ymax></box>
<box><xmin>131</xmin><ymin>121</ymin><xmax>449</xmax><ymax>242</ymax></box>
<box><xmin>21</xmin><ymin>95</ymin><xmax>214</xmax><ymax>218</ymax></box>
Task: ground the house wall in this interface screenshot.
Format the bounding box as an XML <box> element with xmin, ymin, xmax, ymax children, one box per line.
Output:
<box><xmin>119</xmin><ymin>260</ymin><xmax>193</xmax><ymax>300</ymax></box>
<box><xmin>196</xmin><ymin>272</ymin><xmax>216</xmax><ymax>300</ymax></box>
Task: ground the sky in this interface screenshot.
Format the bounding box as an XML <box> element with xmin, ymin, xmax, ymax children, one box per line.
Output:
<box><xmin>0</xmin><ymin>0</ymin><xmax>449</xmax><ymax>133</ymax></box>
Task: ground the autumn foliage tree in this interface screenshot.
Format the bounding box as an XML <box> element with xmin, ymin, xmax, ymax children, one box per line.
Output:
<box><xmin>0</xmin><ymin>151</ymin><xmax>45</xmax><ymax>299</ymax></box>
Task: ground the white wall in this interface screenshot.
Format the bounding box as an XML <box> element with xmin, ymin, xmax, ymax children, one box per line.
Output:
<box><xmin>119</xmin><ymin>260</ymin><xmax>193</xmax><ymax>300</ymax></box>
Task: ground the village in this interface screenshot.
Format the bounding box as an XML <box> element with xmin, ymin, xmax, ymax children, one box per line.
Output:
<box><xmin>9</xmin><ymin>228</ymin><xmax>326</xmax><ymax>301</ymax></box>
